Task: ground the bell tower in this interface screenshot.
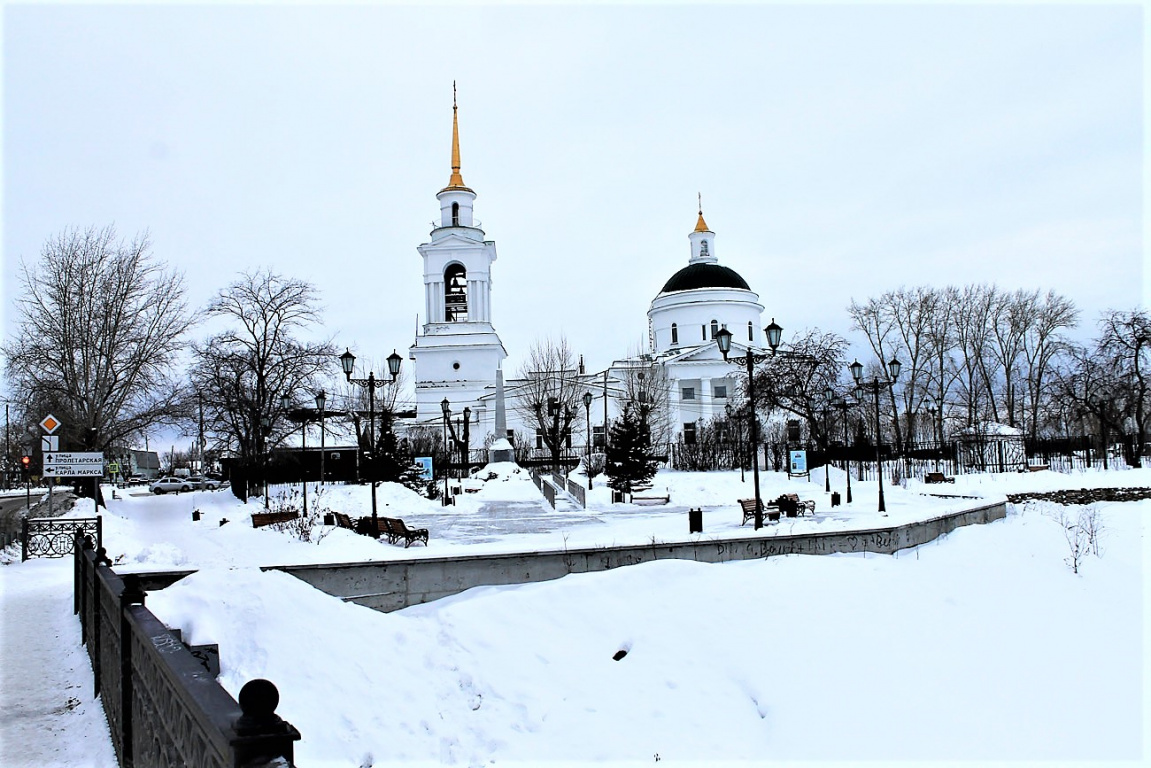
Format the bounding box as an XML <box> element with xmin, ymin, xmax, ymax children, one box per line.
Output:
<box><xmin>409</xmin><ymin>84</ymin><xmax>507</xmax><ymax>431</ymax></box>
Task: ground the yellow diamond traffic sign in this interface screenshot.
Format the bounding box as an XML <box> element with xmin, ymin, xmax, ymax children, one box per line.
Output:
<box><xmin>39</xmin><ymin>414</ymin><xmax>61</xmax><ymax>434</ymax></box>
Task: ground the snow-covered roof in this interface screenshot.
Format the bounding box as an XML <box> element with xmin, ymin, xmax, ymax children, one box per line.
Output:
<box><xmin>958</xmin><ymin>421</ymin><xmax>1024</xmax><ymax>438</ymax></box>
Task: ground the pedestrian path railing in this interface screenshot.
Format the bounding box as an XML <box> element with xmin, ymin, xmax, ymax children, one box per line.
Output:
<box><xmin>529</xmin><ymin>470</ymin><xmax>556</xmax><ymax>509</ymax></box>
<box><xmin>24</xmin><ymin>516</ymin><xmax>101</xmax><ymax>561</ymax></box>
<box><xmin>73</xmin><ymin>529</ymin><xmax>301</xmax><ymax>767</ymax></box>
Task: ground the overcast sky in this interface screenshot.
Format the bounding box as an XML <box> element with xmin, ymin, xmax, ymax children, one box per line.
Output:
<box><xmin>3</xmin><ymin>2</ymin><xmax>1144</xmax><ymax>391</ymax></box>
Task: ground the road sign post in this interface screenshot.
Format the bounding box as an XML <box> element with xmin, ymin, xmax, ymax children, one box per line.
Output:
<box><xmin>40</xmin><ymin>415</ymin><xmax>62</xmax><ymax>517</ymax></box>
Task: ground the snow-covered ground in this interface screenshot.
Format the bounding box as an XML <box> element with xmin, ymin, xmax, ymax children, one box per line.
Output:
<box><xmin>0</xmin><ymin>465</ymin><xmax>1146</xmax><ymax>766</ymax></box>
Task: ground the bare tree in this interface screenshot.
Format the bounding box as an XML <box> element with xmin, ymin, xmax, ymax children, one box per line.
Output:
<box><xmin>950</xmin><ymin>284</ymin><xmax>1001</xmax><ymax>427</ymax></box>
<box><xmin>614</xmin><ymin>350</ymin><xmax>673</xmax><ymax>448</ymax></box>
<box><xmin>1051</xmin><ymin>309</ymin><xmax>1150</xmax><ymax>467</ymax></box>
<box><xmin>1020</xmin><ymin>289</ymin><xmax>1078</xmax><ymax>440</ymax></box>
<box><xmin>513</xmin><ymin>336</ymin><xmax>588</xmax><ymax>470</ymax></box>
<box><xmin>190</xmin><ymin>270</ymin><xmax>334</xmax><ymax>489</ymax></box>
<box><xmin>848</xmin><ymin>295</ymin><xmax>905</xmax><ymax>447</ymax></box>
<box><xmin>3</xmin><ymin>225</ymin><xmax>191</xmax><ymax>451</ymax></box>
<box><xmin>751</xmin><ymin>328</ymin><xmax>850</xmax><ymax>448</ymax></box>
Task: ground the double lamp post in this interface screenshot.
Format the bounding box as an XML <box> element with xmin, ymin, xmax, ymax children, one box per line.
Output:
<box><xmin>714</xmin><ymin>318</ymin><xmax>783</xmax><ymax>530</ymax></box>
<box><xmin>340</xmin><ymin>347</ymin><xmax>403</xmax><ymax>530</ymax></box>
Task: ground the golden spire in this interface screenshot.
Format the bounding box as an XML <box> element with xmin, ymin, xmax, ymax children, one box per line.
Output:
<box><xmin>694</xmin><ymin>192</ymin><xmax>710</xmax><ymax>232</ymax></box>
<box><xmin>442</xmin><ymin>81</ymin><xmax>471</xmax><ymax>192</ymax></box>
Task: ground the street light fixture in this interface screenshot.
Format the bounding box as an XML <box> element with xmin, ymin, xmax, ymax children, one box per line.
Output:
<box><xmin>315</xmin><ymin>390</ymin><xmax>327</xmax><ymax>485</ymax></box>
<box><xmin>341</xmin><ymin>347</ymin><xmax>402</xmax><ymax>532</ymax></box>
<box><xmin>440</xmin><ymin>398</ymin><xmax>451</xmax><ymax>504</ymax></box>
<box><xmin>849</xmin><ymin>357</ymin><xmax>902</xmax><ymax>513</ymax></box>
<box><xmin>715</xmin><ymin>323</ymin><xmax>773</xmax><ymax>529</ymax></box>
<box><xmin>822</xmin><ymin>386</ymin><xmax>834</xmax><ymax>493</ymax></box>
<box><xmin>260</xmin><ymin>413</ymin><xmax>272</xmax><ymax>510</ymax></box>
<box><xmin>282</xmin><ymin>391</ymin><xmax>310</xmax><ymax>517</ymax></box>
<box><xmin>462</xmin><ymin>406</ymin><xmax>471</xmax><ymax>480</ymax></box>
<box><xmin>582</xmin><ymin>391</ymin><xmax>594</xmax><ymax>490</ymax></box>
<box><xmin>831</xmin><ymin>395</ymin><xmax>855</xmax><ymax>504</ymax></box>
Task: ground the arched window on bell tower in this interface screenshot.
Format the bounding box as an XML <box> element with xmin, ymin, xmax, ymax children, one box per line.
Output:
<box><xmin>710</xmin><ymin>319</ymin><xmax>719</xmax><ymax>339</ymax></box>
<box><xmin>748</xmin><ymin>321</ymin><xmax>754</xmax><ymax>341</ymax></box>
<box><xmin>451</xmin><ymin>202</ymin><xmax>460</xmax><ymax>226</ymax></box>
<box><xmin>444</xmin><ymin>264</ymin><xmax>467</xmax><ymax>322</ymax></box>
<box><xmin>670</xmin><ymin>323</ymin><xmax>678</xmax><ymax>345</ymax></box>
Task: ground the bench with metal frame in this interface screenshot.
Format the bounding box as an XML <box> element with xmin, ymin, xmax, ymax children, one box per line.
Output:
<box><xmin>251</xmin><ymin>511</ymin><xmax>300</xmax><ymax>528</ymax></box>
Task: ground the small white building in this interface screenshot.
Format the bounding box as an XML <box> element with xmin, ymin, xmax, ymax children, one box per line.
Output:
<box><xmin>957</xmin><ymin>421</ymin><xmax>1027</xmax><ymax>472</ymax></box>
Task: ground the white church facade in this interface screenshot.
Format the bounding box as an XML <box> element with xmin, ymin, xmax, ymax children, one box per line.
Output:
<box><xmin>402</xmin><ymin>94</ymin><xmax>769</xmax><ymax>453</ymax></box>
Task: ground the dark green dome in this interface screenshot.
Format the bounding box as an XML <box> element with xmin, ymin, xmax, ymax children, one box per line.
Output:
<box><xmin>660</xmin><ymin>263</ymin><xmax>750</xmax><ymax>293</ymax></box>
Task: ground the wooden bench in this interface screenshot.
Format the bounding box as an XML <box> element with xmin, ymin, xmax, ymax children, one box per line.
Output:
<box><xmin>1026</xmin><ymin>464</ymin><xmax>1050</xmax><ymax>472</ymax></box>
<box><xmin>924</xmin><ymin>472</ymin><xmax>955</xmax><ymax>484</ymax></box>
<box><xmin>776</xmin><ymin>493</ymin><xmax>815</xmax><ymax>518</ymax></box>
<box><xmin>332</xmin><ymin>512</ymin><xmax>355</xmax><ymax>529</ymax></box>
<box><xmin>631</xmin><ymin>490</ymin><xmax>670</xmax><ymax>506</ymax></box>
<box><xmin>382</xmin><ymin>517</ymin><xmax>429</xmax><ymax>547</ymax></box>
<box><xmin>251</xmin><ymin>511</ymin><xmax>300</xmax><ymax>528</ymax></box>
<box><xmin>740</xmin><ymin>498</ymin><xmax>781</xmax><ymax>525</ymax></box>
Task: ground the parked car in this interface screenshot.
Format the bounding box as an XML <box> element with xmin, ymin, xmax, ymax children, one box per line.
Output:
<box><xmin>151</xmin><ymin>476</ymin><xmax>193</xmax><ymax>494</ymax></box>
<box><xmin>186</xmin><ymin>475</ymin><xmax>218</xmax><ymax>490</ymax></box>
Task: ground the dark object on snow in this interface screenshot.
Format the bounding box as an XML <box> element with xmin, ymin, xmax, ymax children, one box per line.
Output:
<box><xmin>612</xmin><ymin>649</ymin><xmax>628</xmax><ymax>661</ymax></box>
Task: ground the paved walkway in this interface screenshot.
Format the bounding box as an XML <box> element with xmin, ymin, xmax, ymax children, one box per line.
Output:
<box><xmin>401</xmin><ymin>500</ymin><xmax>607</xmax><ymax>543</ymax></box>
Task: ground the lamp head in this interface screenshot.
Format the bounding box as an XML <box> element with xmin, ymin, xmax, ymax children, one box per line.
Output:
<box><xmin>387</xmin><ymin>350</ymin><xmax>403</xmax><ymax>380</ymax></box>
<box><xmin>765</xmin><ymin>318</ymin><xmax>783</xmax><ymax>351</ymax></box>
<box><xmin>887</xmin><ymin>357</ymin><xmax>902</xmax><ymax>381</ymax></box>
<box><xmin>441</xmin><ymin>398</ymin><xmax>451</xmax><ymax>416</ymax></box>
<box><xmin>315</xmin><ymin>390</ymin><xmax>326</xmax><ymax>411</ymax></box>
<box><xmin>849</xmin><ymin>359</ymin><xmax>864</xmax><ymax>384</ymax></box>
<box><xmin>583</xmin><ymin>391</ymin><xmax>593</xmax><ymax>408</ymax></box>
<box><xmin>280</xmin><ymin>392</ymin><xmax>291</xmax><ymax>411</ymax></box>
<box><xmin>714</xmin><ymin>326</ymin><xmax>733</xmax><ymax>360</ymax></box>
<box><xmin>339</xmin><ymin>348</ymin><xmax>356</xmax><ymax>380</ymax></box>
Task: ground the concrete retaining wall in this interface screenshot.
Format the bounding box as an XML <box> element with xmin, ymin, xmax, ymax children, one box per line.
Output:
<box><xmin>276</xmin><ymin>501</ymin><xmax>1005</xmax><ymax>613</ymax></box>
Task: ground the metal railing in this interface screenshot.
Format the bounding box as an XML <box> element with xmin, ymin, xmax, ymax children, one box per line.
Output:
<box><xmin>74</xmin><ymin>531</ymin><xmax>300</xmax><ymax>767</ymax></box>
<box><xmin>565</xmin><ymin>478</ymin><xmax>587</xmax><ymax>508</ymax></box>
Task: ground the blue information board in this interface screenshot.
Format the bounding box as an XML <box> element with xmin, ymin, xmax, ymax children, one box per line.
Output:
<box><xmin>415</xmin><ymin>456</ymin><xmax>433</xmax><ymax>480</ymax></box>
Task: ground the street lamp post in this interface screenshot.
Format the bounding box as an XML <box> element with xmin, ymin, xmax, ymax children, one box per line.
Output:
<box><xmin>341</xmin><ymin>348</ymin><xmax>402</xmax><ymax>532</ymax></box>
<box><xmin>260</xmin><ymin>414</ymin><xmax>272</xmax><ymax>510</ymax></box>
<box><xmin>715</xmin><ymin>320</ymin><xmax>782</xmax><ymax>530</ymax></box>
<box><xmin>316</xmin><ymin>390</ymin><xmax>326</xmax><ymax>484</ymax></box>
<box><xmin>281</xmin><ymin>392</ymin><xmax>309</xmax><ymax>517</ymax></box>
<box><xmin>849</xmin><ymin>357</ymin><xmax>902</xmax><ymax>513</ymax></box>
<box><xmin>440</xmin><ymin>398</ymin><xmax>451</xmax><ymax>505</ymax></box>
<box><xmin>832</xmin><ymin>396</ymin><xmax>854</xmax><ymax>504</ymax></box>
<box><xmin>462</xmin><ymin>406</ymin><xmax>471</xmax><ymax>479</ymax></box>
<box><xmin>822</xmin><ymin>387</ymin><xmax>834</xmax><ymax>494</ymax></box>
<box><xmin>583</xmin><ymin>391</ymin><xmax>594</xmax><ymax>490</ymax></box>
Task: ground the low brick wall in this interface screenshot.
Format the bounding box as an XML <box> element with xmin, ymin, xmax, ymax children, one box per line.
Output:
<box><xmin>276</xmin><ymin>500</ymin><xmax>1006</xmax><ymax>613</ymax></box>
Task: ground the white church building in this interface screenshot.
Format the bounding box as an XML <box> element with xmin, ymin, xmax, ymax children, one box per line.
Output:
<box><xmin>403</xmin><ymin>94</ymin><xmax>768</xmax><ymax>452</ymax></box>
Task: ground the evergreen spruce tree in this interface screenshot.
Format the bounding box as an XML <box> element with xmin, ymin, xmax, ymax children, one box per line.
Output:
<box><xmin>605</xmin><ymin>403</ymin><xmax>659</xmax><ymax>496</ymax></box>
<box><xmin>371</xmin><ymin>408</ymin><xmax>408</xmax><ymax>482</ymax></box>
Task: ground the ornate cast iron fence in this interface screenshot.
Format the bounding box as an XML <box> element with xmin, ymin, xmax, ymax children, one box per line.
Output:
<box><xmin>74</xmin><ymin>533</ymin><xmax>300</xmax><ymax>767</ymax></box>
<box><xmin>23</xmin><ymin>516</ymin><xmax>101</xmax><ymax>562</ymax></box>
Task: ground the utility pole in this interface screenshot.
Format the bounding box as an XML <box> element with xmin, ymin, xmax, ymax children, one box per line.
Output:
<box><xmin>198</xmin><ymin>393</ymin><xmax>205</xmax><ymax>473</ymax></box>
